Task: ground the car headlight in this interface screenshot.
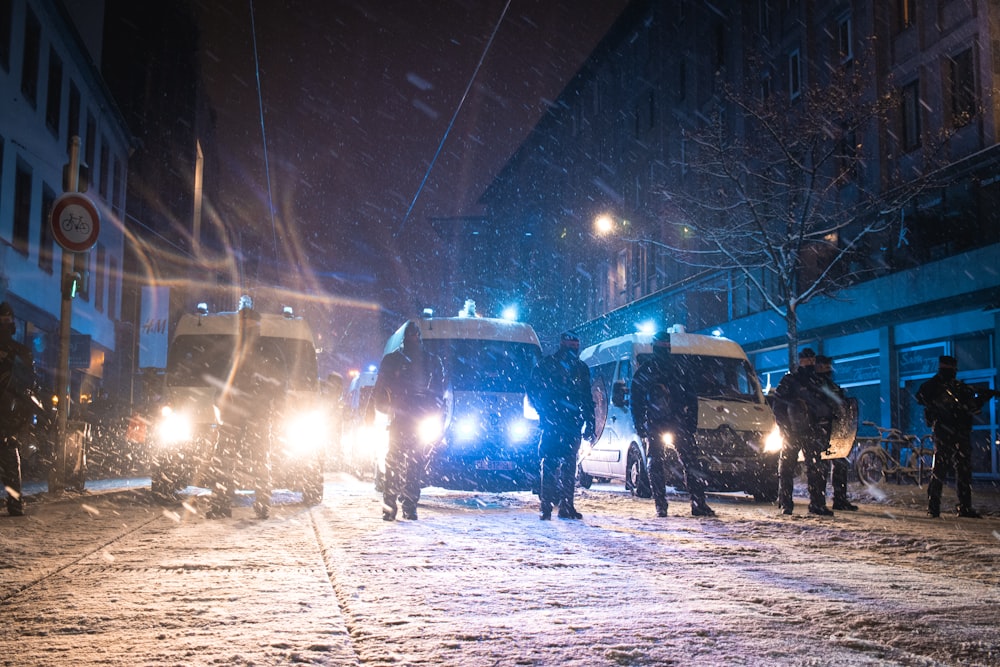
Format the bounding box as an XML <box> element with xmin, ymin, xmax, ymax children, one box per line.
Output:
<box><xmin>659</xmin><ymin>431</ymin><xmax>675</xmax><ymax>448</ymax></box>
<box><xmin>282</xmin><ymin>410</ymin><xmax>327</xmax><ymax>456</ymax></box>
<box><xmin>156</xmin><ymin>406</ymin><xmax>193</xmax><ymax>446</ymax></box>
<box><xmin>764</xmin><ymin>424</ymin><xmax>784</xmax><ymax>453</ymax></box>
<box><xmin>418</xmin><ymin>415</ymin><xmax>444</xmax><ymax>446</ymax></box>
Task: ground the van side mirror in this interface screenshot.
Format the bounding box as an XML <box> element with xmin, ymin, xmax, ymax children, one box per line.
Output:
<box><xmin>612</xmin><ymin>380</ymin><xmax>628</xmax><ymax>408</ymax></box>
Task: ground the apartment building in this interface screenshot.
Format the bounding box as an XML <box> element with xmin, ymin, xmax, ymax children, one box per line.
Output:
<box><xmin>482</xmin><ymin>0</ymin><xmax>1000</xmax><ymax>479</ymax></box>
<box><xmin>0</xmin><ymin>0</ymin><xmax>129</xmax><ymax>405</ymax></box>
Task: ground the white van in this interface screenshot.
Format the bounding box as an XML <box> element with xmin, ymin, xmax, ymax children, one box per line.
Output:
<box><xmin>578</xmin><ymin>326</ymin><xmax>783</xmax><ymax>501</ymax></box>
<box><xmin>338</xmin><ymin>366</ymin><xmax>388</xmax><ymax>479</ymax></box>
<box><xmin>376</xmin><ymin>304</ymin><xmax>543</xmax><ymax>492</ymax></box>
<box><xmin>149</xmin><ymin>300</ymin><xmax>327</xmax><ymax>504</ymax></box>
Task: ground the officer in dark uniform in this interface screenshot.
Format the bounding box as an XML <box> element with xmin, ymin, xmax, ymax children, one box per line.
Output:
<box><xmin>916</xmin><ymin>355</ymin><xmax>994</xmax><ymax>518</ymax></box>
<box><xmin>210</xmin><ymin>306</ymin><xmax>281</xmax><ymax>519</ymax></box>
<box><xmin>373</xmin><ymin>321</ymin><xmax>446</xmax><ymax>521</ymax></box>
<box><xmin>814</xmin><ymin>355</ymin><xmax>857</xmax><ymax>511</ymax></box>
<box><xmin>528</xmin><ymin>332</ymin><xmax>595</xmax><ymax>520</ymax></box>
<box><xmin>771</xmin><ymin>348</ymin><xmax>837</xmax><ymax>516</ymax></box>
<box><xmin>0</xmin><ymin>302</ymin><xmax>34</xmax><ymax>517</ymax></box>
<box><xmin>631</xmin><ymin>331</ymin><xmax>714</xmax><ymax>517</ymax></box>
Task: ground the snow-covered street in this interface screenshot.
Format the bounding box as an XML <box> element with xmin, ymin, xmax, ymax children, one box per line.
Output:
<box><xmin>2</xmin><ymin>474</ymin><xmax>1000</xmax><ymax>666</ymax></box>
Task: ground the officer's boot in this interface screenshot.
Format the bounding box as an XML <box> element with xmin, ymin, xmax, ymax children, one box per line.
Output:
<box><xmin>654</xmin><ymin>497</ymin><xmax>669</xmax><ymax>518</ymax></box>
<box><xmin>927</xmin><ymin>477</ymin><xmax>942</xmax><ymax>518</ymax></box>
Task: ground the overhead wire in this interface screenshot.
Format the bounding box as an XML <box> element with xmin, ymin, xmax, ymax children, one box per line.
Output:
<box><xmin>248</xmin><ymin>0</ymin><xmax>280</xmax><ymax>281</ymax></box>
<box><xmin>394</xmin><ymin>0</ymin><xmax>512</xmax><ymax>237</ymax></box>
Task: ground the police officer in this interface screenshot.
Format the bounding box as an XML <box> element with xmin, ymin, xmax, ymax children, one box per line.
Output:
<box><xmin>528</xmin><ymin>332</ymin><xmax>595</xmax><ymax>520</ymax></box>
<box><xmin>631</xmin><ymin>331</ymin><xmax>714</xmax><ymax>517</ymax></box>
<box><xmin>916</xmin><ymin>355</ymin><xmax>994</xmax><ymax>518</ymax></box>
<box><xmin>0</xmin><ymin>302</ymin><xmax>33</xmax><ymax>517</ymax></box>
<box><xmin>210</xmin><ymin>308</ymin><xmax>280</xmax><ymax>519</ymax></box>
<box><xmin>374</xmin><ymin>321</ymin><xmax>446</xmax><ymax>521</ymax></box>
<box><xmin>814</xmin><ymin>355</ymin><xmax>857</xmax><ymax>511</ymax></box>
<box><xmin>771</xmin><ymin>348</ymin><xmax>836</xmax><ymax>516</ymax></box>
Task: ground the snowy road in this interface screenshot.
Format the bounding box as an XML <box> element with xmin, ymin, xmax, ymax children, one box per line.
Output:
<box><xmin>2</xmin><ymin>474</ymin><xmax>1000</xmax><ymax>666</ymax></box>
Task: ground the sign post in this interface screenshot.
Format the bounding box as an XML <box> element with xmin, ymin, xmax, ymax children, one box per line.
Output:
<box><xmin>49</xmin><ymin>136</ymin><xmax>99</xmax><ymax>494</ymax></box>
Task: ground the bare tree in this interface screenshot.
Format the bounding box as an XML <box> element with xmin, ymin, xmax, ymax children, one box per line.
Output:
<box><xmin>658</xmin><ymin>50</ymin><xmax>948</xmax><ymax>370</ymax></box>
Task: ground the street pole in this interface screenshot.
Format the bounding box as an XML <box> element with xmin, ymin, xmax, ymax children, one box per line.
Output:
<box><xmin>49</xmin><ymin>137</ymin><xmax>80</xmax><ymax>494</ymax></box>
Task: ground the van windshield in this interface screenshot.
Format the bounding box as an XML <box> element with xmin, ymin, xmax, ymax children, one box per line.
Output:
<box><xmin>423</xmin><ymin>339</ymin><xmax>541</xmax><ymax>392</ymax></box>
<box><xmin>636</xmin><ymin>353</ymin><xmax>761</xmax><ymax>402</ymax></box>
<box><xmin>167</xmin><ymin>335</ymin><xmax>319</xmax><ymax>391</ymax></box>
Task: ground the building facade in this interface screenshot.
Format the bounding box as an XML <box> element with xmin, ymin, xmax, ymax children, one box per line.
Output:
<box><xmin>482</xmin><ymin>0</ymin><xmax>1000</xmax><ymax>479</ymax></box>
<box><xmin>0</xmin><ymin>0</ymin><xmax>129</xmax><ymax>407</ymax></box>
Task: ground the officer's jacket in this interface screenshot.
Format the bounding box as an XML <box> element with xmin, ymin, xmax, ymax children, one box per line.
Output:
<box><xmin>916</xmin><ymin>373</ymin><xmax>984</xmax><ymax>433</ymax></box>
<box><xmin>630</xmin><ymin>356</ymin><xmax>699</xmax><ymax>437</ymax></box>
<box><xmin>374</xmin><ymin>346</ymin><xmax>446</xmax><ymax>424</ymax></box>
<box><xmin>528</xmin><ymin>349</ymin><xmax>594</xmax><ymax>432</ymax></box>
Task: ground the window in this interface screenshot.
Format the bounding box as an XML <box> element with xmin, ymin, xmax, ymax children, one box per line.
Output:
<box><xmin>758</xmin><ymin>0</ymin><xmax>770</xmax><ymax>36</ymax></box>
<box><xmin>112</xmin><ymin>157</ymin><xmax>123</xmax><ymax>218</ymax></box>
<box><xmin>677</xmin><ymin>59</ymin><xmax>686</xmax><ymax>101</ymax></box>
<box><xmin>898</xmin><ymin>0</ymin><xmax>916</xmax><ymax>30</ymax></box>
<box><xmin>838</xmin><ymin>15</ymin><xmax>853</xmax><ymax>64</ymax></box>
<box><xmin>838</xmin><ymin>127</ymin><xmax>858</xmax><ymax>179</ymax></box>
<box><xmin>13</xmin><ymin>160</ymin><xmax>32</xmax><ymax>255</ymax></box>
<box><xmin>788</xmin><ymin>49</ymin><xmax>801</xmax><ymax>100</ymax></box>
<box><xmin>715</xmin><ymin>22</ymin><xmax>725</xmax><ymax>71</ymax></box>
<box><xmin>0</xmin><ymin>0</ymin><xmax>12</xmax><ymax>71</ymax></box>
<box><xmin>108</xmin><ymin>257</ymin><xmax>119</xmax><ymax>319</ymax></box>
<box><xmin>46</xmin><ymin>47</ymin><xmax>63</xmax><ymax>136</ymax></box>
<box><xmin>94</xmin><ymin>244</ymin><xmax>105</xmax><ymax>313</ymax></box>
<box><xmin>67</xmin><ymin>82</ymin><xmax>80</xmax><ymax>153</ymax></box>
<box><xmin>39</xmin><ymin>183</ymin><xmax>56</xmax><ymax>273</ymax></box>
<box><xmin>85</xmin><ymin>113</ymin><xmax>96</xmax><ymax>176</ymax></box>
<box><xmin>98</xmin><ymin>139</ymin><xmax>109</xmax><ymax>198</ymax></box>
<box><xmin>950</xmin><ymin>48</ymin><xmax>976</xmax><ymax>128</ymax></box>
<box><xmin>901</xmin><ymin>80</ymin><xmax>920</xmax><ymax>151</ymax></box>
<box><xmin>73</xmin><ymin>252</ymin><xmax>90</xmax><ymax>301</ymax></box>
<box><xmin>760</xmin><ymin>72</ymin><xmax>772</xmax><ymax>101</ymax></box>
<box><xmin>21</xmin><ymin>8</ymin><xmax>40</xmax><ymax>106</ymax></box>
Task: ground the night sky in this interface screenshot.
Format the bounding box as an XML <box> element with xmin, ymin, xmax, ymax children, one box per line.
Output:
<box><xmin>192</xmin><ymin>0</ymin><xmax>629</xmax><ymax>319</ymax></box>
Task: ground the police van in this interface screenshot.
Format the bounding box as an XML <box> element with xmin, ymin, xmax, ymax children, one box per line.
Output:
<box><xmin>578</xmin><ymin>326</ymin><xmax>783</xmax><ymax>502</ymax></box>
<box><xmin>338</xmin><ymin>365</ymin><xmax>387</xmax><ymax>479</ymax></box>
<box><xmin>150</xmin><ymin>299</ymin><xmax>327</xmax><ymax>504</ymax></box>
<box><xmin>376</xmin><ymin>302</ymin><xmax>543</xmax><ymax>492</ymax></box>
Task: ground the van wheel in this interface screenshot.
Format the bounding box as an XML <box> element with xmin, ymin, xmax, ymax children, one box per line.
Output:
<box><xmin>627</xmin><ymin>446</ymin><xmax>651</xmax><ymax>498</ymax></box>
<box><xmin>577</xmin><ymin>465</ymin><xmax>593</xmax><ymax>489</ymax></box>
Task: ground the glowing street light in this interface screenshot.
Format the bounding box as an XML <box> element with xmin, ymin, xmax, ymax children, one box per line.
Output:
<box><xmin>594</xmin><ymin>214</ymin><xmax>616</xmax><ymax>236</ymax></box>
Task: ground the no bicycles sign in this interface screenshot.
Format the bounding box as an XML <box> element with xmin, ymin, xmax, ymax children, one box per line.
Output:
<box><xmin>50</xmin><ymin>192</ymin><xmax>100</xmax><ymax>252</ymax></box>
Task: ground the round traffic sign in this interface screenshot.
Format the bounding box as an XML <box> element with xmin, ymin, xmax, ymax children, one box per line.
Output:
<box><xmin>50</xmin><ymin>192</ymin><xmax>100</xmax><ymax>252</ymax></box>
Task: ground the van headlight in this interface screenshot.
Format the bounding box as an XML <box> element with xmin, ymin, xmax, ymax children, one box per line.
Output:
<box><xmin>523</xmin><ymin>395</ymin><xmax>539</xmax><ymax>421</ymax></box>
<box><xmin>506</xmin><ymin>418</ymin><xmax>535</xmax><ymax>445</ymax></box>
<box><xmin>281</xmin><ymin>410</ymin><xmax>327</xmax><ymax>456</ymax></box>
<box><xmin>156</xmin><ymin>406</ymin><xmax>193</xmax><ymax>446</ymax></box>
<box><xmin>418</xmin><ymin>415</ymin><xmax>444</xmax><ymax>446</ymax></box>
<box><xmin>764</xmin><ymin>425</ymin><xmax>784</xmax><ymax>453</ymax></box>
<box><xmin>451</xmin><ymin>414</ymin><xmax>479</xmax><ymax>444</ymax></box>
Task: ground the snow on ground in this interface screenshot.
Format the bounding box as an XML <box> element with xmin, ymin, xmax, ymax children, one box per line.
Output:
<box><xmin>2</xmin><ymin>474</ymin><xmax>1000</xmax><ymax>666</ymax></box>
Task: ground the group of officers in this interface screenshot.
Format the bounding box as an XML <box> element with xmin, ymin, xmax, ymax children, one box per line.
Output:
<box><xmin>371</xmin><ymin>320</ymin><xmax>993</xmax><ymax>524</ymax></box>
<box><xmin>2</xmin><ymin>304</ymin><xmax>991</xmax><ymax>521</ymax></box>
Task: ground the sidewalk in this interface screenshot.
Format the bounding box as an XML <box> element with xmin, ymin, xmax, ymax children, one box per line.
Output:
<box><xmin>848</xmin><ymin>478</ymin><xmax>1000</xmax><ymax>515</ymax></box>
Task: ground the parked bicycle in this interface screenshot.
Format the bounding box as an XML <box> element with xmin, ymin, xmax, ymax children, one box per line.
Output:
<box><xmin>854</xmin><ymin>421</ymin><xmax>935</xmax><ymax>486</ymax></box>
